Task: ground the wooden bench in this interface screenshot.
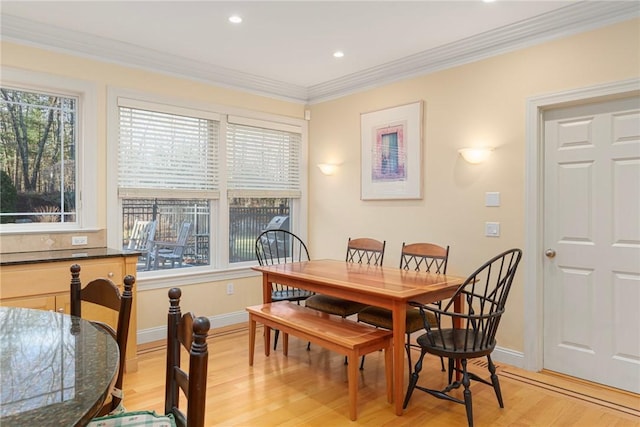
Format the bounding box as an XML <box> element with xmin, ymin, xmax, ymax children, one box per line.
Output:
<box><xmin>246</xmin><ymin>301</ymin><xmax>393</xmax><ymax>421</ymax></box>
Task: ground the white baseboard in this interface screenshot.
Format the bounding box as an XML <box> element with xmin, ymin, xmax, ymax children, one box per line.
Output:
<box><xmin>137</xmin><ymin>310</ymin><xmax>248</xmax><ymax>345</ymax></box>
<box><xmin>492</xmin><ymin>346</ymin><xmax>525</xmax><ymax>369</ymax></box>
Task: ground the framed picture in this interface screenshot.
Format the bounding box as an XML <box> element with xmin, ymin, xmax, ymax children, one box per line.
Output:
<box><xmin>360</xmin><ymin>101</ymin><xmax>423</xmax><ymax>200</ymax></box>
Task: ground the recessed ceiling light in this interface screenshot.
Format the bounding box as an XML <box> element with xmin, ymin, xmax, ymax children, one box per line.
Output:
<box><xmin>333</xmin><ymin>51</ymin><xmax>344</xmax><ymax>58</ymax></box>
<box><xmin>229</xmin><ymin>15</ymin><xmax>242</xmax><ymax>24</ymax></box>
<box><xmin>483</xmin><ymin>0</ymin><xmax>496</xmax><ymax>3</ymax></box>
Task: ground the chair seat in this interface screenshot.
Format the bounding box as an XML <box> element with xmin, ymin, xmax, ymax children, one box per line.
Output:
<box><xmin>417</xmin><ymin>328</ymin><xmax>496</xmax><ymax>359</ymax></box>
<box><xmin>273</xmin><ymin>288</ymin><xmax>314</xmax><ymax>302</ymax></box>
<box><xmin>358</xmin><ymin>306</ymin><xmax>435</xmax><ymax>333</ymax></box>
<box><xmin>88</xmin><ymin>410</ymin><xmax>176</xmax><ymax>427</ymax></box>
<box><xmin>305</xmin><ymin>294</ymin><xmax>367</xmax><ymax>317</ymax></box>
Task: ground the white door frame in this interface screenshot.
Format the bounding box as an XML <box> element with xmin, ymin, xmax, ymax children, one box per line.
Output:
<box><xmin>523</xmin><ymin>78</ymin><xmax>640</xmax><ymax>372</ymax></box>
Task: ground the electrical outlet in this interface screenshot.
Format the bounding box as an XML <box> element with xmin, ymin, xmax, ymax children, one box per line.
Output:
<box><xmin>72</xmin><ymin>236</ymin><xmax>88</xmax><ymax>245</ymax></box>
<box><xmin>226</xmin><ymin>283</ymin><xmax>234</xmax><ymax>295</ymax></box>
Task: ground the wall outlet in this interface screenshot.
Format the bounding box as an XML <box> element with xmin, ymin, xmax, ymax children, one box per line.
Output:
<box><xmin>226</xmin><ymin>283</ymin><xmax>234</xmax><ymax>295</ymax></box>
<box><xmin>71</xmin><ymin>236</ymin><xmax>88</xmax><ymax>245</ymax></box>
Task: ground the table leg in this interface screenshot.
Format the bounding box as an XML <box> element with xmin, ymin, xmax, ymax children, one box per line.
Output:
<box><xmin>249</xmin><ymin>315</ymin><xmax>256</xmax><ymax>366</ymax></box>
<box><xmin>262</xmin><ymin>274</ymin><xmax>272</xmax><ymax>354</ymax></box>
<box><xmin>391</xmin><ymin>301</ymin><xmax>407</xmax><ymax>415</ymax></box>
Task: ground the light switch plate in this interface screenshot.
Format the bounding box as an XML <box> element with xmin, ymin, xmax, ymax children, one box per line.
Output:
<box><xmin>485</xmin><ymin>222</ymin><xmax>500</xmax><ymax>237</ymax></box>
<box><xmin>485</xmin><ymin>192</ymin><xmax>500</xmax><ymax>207</ymax></box>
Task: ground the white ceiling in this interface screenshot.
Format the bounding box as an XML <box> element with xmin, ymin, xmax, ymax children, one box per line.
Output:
<box><xmin>1</xmin><ymin>1</ymin><xmax>638</xmax><ymax>103</ymax></box>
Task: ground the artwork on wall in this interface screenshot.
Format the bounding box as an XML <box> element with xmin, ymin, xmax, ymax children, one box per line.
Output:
<box><xmin>360</xmin><ymin>101</ymin><xmax>423</xmax><ymax>200</ymax></box>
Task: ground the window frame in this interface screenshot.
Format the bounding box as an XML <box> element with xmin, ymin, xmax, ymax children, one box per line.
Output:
<box><xmin>0</xmin><ymin>67</ymin><xmax>98</xmax><ymax>234</ymax></box>
<box><xmin>106</xmin><ymin>87</ymin><xmax>308</xmax><ymax>283</ymax></box>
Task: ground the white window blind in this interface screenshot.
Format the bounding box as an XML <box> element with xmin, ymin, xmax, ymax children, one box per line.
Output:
<box><xmin>118</xmin><ymin>105</ymin><xmax>219</xmax><ymax>198</ymax></box>
<box><xmin>226</xmin><ymin>116</ymin><xmax>301</xmax><ymax>198</ymax></box>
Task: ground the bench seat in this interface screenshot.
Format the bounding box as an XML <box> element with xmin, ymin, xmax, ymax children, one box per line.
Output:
<box><xmin>246</xmin><ymin>301</ymin><xmax>393</xmax><ymax>421</ymax></box>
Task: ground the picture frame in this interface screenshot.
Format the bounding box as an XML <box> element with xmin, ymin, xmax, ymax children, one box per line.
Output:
<box><xmin>360</xmin><ymin>101</ymin><xmax>423</xmax><ymax>200</ymax></box>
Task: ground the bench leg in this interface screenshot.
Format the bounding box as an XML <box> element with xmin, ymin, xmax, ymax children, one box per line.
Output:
<box><xmin>249</xmin><ymin>316</ymin><xmax>256</xmax><ymax>366</ymax></box>
<box><xmin>384</xmin><ymin>344</ymin><xmax>393</xmax><ymax>403</ymax></box>
<box><xmin>347</xmin><ymin>353</ymin><xmax>358</xmax><ymax>421</ymax></box>
<box><xmin>283</xmin><ymin>332</ymin><xmax>289</xmax><ymax>356</ymax></box>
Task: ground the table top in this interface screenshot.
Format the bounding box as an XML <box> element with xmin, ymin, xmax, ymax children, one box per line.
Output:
<box><xmin>0</xmin><ymin>247</ymin><xmax>139</xmax><ymax>266</ymax></box>
<box><xmin>252</xmin><ymin>259</ymin><xmax>465</xmax><ymax>302</ymax></box>
<box><xmin>0</xmin><ymin>307</ymin><xmax>119</xmax><ymax>426</ymax></box>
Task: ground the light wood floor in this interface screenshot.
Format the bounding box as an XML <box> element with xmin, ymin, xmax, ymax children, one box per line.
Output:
<box><xmin>123</xmin><ymin>325</ymin><xmax>640</xmax><ymax>426</ymax></box>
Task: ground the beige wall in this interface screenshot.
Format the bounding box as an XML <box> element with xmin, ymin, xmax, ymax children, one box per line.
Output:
<box><xmin>307</xmin><ymin>18</ymin><xmax>640</xmax><ymax>353</ymax></box>
<box><xmin>1</xmin><ymin>18</ymin><xmax>638</xmax><ymax>353</ymax></box>
<box><xmin>0</xmin><ymin>41</ymin><xmax>304</xmax><ymax>336</ymax></box>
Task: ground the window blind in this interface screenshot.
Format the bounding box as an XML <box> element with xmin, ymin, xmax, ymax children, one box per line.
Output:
<box><xmin>118</xmin><ymin>106</ymin><xmax>219</xmax><ymax>198</ymax></box>
<box><xmin>226</xmin><ymin>118</ymin><xmax>301</xmax><ymax>198</ymax></box>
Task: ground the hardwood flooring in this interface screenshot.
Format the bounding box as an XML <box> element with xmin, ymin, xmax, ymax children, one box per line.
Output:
<box><xmin>123</xmin><ymin>325</ymin><xmax>639</xmax><ymax>426</ymax></box>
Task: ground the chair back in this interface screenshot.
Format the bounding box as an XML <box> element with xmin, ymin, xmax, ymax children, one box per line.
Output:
<box><xmin>345</xmin><ymin>237</ymin><xmax>385</xmax><ymax>266</ymax></box>
<box><xmin>255</xmin><ymin>229</ymin><xmax>310</xmax><ymax>266</ymax></box>
<box><xmin>69</xmin><ymin>264</ymin><xmax>135</xmax><ymax>415</ymax></box>
<box><xmin>414</xmin><ymin>248</ymin><xmax>522</xmax><ymax>355</ymax></box>
<box><xmin>126</xmin><ymin>220</ymin><xmax>157</xmax><ymax>252</ymax></box>
<box><xmin>169</xmin><ymin>222</ymin><xmax>193</xmax><ymax>256</ymax></box>
<box><xmin>400</xmin><ymin>242</ymin><xmax>449</xmax><ymax>273</ymax></box>
<box><xmin>165</xmin><ymin>288</ymin><xmax>210</xmax><ymax>427</ymax></box>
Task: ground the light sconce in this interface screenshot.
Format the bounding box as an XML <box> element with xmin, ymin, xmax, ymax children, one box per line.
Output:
<box><xmin>458</xmin><ymin>147</ymin><xmax>493</xmax><ymax>164</ymax></box>
<box><xmin>317</xmin><ymin>163</ymin><xmax>339</xmax><ymax>176</ymax></box>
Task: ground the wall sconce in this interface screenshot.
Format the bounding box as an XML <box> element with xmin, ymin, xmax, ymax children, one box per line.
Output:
<box><xmin>317</xmin><ymin>163</ymin><xmax>339</xmax><ymax>175</ymax></box>
<box><xmin>458</xmin><ymin>147</ymin><xmax>493</xmax><ymax>164</ymax></box>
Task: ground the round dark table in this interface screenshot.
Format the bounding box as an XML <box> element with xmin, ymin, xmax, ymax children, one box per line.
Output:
<box><xmin>0</xmin><ymin>306</ymin><xmax>119</xmax><ymax>426</ymax></box>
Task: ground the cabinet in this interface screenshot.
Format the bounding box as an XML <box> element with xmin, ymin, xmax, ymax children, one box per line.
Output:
<box><xmin>0</xmin><ymin>248</ymin><xmax>140</xmax><ymax>372</ymax></box>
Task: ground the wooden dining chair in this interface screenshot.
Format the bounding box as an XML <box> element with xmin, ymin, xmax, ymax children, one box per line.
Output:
<box><xmin>402</xmin><ymin>248</ymin><xmax>522</xmax><ymax>427</ymax></box>
<box><xmin>255</xmin><ymin>229</ymin><xmax>314</xmax><ymax>350</ymax></box>
<box><xmin>70</xmin><ymin>264</ymin><xmax>135</xmax><ymax>416</ymax></box>
<box><xmin>165</xmin><ymin>287</ymin><xmax>210</xmax><ymax>427</ymax></box>
<box><xmin>304</xmin><ymin>237</ymin><xmax>385</xmax><ymax>363</ymax></box>
<box><xmin>88</xmin><ymin>287</ymin><xmax>210</xmax><ymax>427</ymax></box>
<box><xmin>358</xmin><ymin>242</ymin><xmax>449</xmax><ymax>372</ymax></box>
<box><xmin>305</xmin><ymin>237</ymin><xmax>385</xmax><ymax>318</ymax></box>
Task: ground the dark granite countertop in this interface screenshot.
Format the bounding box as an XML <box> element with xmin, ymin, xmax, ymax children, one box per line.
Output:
<box><xmin>0</xmin><ymin>247</ymin><xmax>140</xmax><ymax>266</ymax></box>
<box><xmin>0</xmin><ymin>306</ymin><xmax>119</xmax><ymax>426</ymax></box>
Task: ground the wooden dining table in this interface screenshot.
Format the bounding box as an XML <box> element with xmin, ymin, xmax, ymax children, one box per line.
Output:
<box><xmin>251</xmin><ymin>259</ymin><xmax>465</xmax><ymax>416</ymax></box>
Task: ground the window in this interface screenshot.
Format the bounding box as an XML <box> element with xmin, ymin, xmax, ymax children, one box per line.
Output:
<box><xmin>0</xmin><ymin>87</ymin><xmax>77</xmax><ymax>224</ymax></box>
<box><xmin>0</xmin><ymin>68</ymin><xmax>97</xmax><ymax>230</ymax></box>
<box><xmin>226</xmin><ymin>117</ymin><xmax>302</xmax><ymax>265</ymax></box>
<box><xmin>117</xmin><ymin>98</ymin><xmax>218</xmax><ymax>272</ymax></box>
<box><xmin>109</xmin><ymin>90</ymin><xmax>307</xmax><ymax>276</ymax></box>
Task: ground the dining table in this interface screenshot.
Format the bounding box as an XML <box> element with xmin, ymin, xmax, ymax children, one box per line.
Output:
<box><xmin>0</xmin><ymin>306</ymin><xmax>119</xmax><ymax>426</ymax></box>
<box><xmin>251</xmin><ymin>259</ymin><xmax>465</xmax><ymax>416</ymax></box>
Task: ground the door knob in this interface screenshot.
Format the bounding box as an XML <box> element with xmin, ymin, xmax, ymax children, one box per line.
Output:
<box><xmin>545</xmin><ymin>249</ymin><xmax>556</xmax><ymax>258</ymax></box>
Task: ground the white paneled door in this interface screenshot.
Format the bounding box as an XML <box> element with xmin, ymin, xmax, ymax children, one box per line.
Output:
<box><xmin>543</xmin><ymin>96</ymin><xmax>640</xmax><ymax>393</ymax></box>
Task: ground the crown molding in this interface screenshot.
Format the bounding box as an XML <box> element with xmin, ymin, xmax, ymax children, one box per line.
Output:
<box><xmin>1</xmin><ymin>1</ymin><xmax>638</xmax><ymax>105</ymax></box>
<box><xmin>307</xmin><ymin>1</ymin><xmax>640</xmax><ymax>103</ymax></box>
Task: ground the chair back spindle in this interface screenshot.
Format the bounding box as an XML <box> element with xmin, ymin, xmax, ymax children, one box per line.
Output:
<box><xmin>165</xmin><ymin>287</ymin><xmax>210</xmax><ymax>427</ymax></box>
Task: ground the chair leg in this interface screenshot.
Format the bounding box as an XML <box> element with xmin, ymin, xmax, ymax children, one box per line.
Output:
<box><xmin>360</xmin><ymin>355</ymin><xmax>365</xmax><ymax>370</ymax></box>
<box><xmin>448</xmin><ymin>357</ymin><xmax>455</xmax><ymax>384</ymax></box>
<box><xmin>487</xmin><ymin>355</ymin><xmax>504</xmax><ymax>408</ymax></box>
<box><xmin>403</xmin><ymin>348</ymin><xmax>427</xmax><ymax>409</ymax></box>
<box><xmin>461</xmin><ymin>359</ymin><xmax>474</xmax><ymax>427</ymax></box>
<box><xmin>440</xmin><ymin>356</ymin><xmax>446</xmax><ymax>372</ymax></box>
<box><xmin>273</xmin><ymin>329</ymin><xmax>280</xmax><ymax>350</ymax></box>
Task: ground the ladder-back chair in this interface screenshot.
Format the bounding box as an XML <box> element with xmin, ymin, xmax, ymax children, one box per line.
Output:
<box><xmin>358</xmin><ymin>242</ymin><xmax>449</xmax><ymax>371</ymax></box>
<box><xmin>70</xmin><ymin>264</ymin><xmax>135</xmax><ymax>416</ymax></box>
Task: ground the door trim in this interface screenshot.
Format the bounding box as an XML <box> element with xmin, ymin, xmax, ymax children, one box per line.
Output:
<box><xmin>523</xmin><ymin>78</ymin><xmax>640</xmax><ymax>372</ymax></box>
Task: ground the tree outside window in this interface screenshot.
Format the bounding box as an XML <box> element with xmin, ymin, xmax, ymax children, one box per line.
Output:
<box><xmin>0</xmin><ymin>87</ymin><xmax>77</xmax><ymax>224</ymax></box>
